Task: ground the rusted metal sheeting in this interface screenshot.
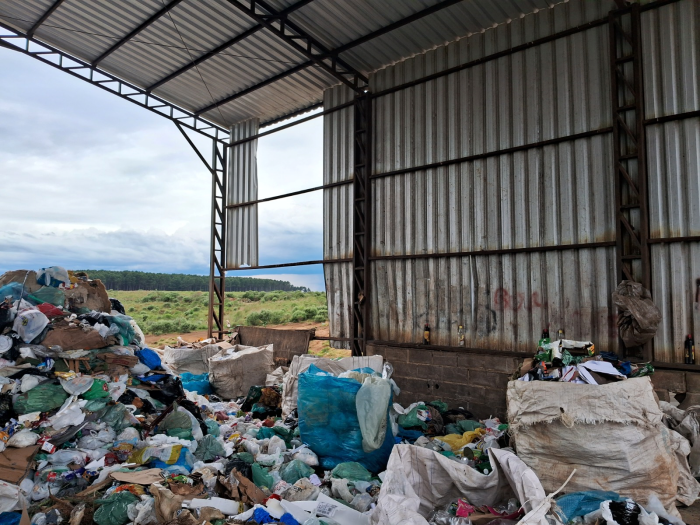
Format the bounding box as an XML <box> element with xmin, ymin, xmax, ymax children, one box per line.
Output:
<box><xmin>647</xmin><ymin>117</ymin><xmax>700</xmax><ymax>362</ymax></box>
<box><xmin>641</xmin><ymin>0</ymin><xmax>700</xmax><ymax>121</ymax></box>
<box><xmin>226</xmin><ymin>119</ymin><xmax>259</xmax><ymax>268</ymax></box>
<box><xmin>369</xmin><ymin>249</ymin><xmax>618</xmax><ymax>353</ymax></box>
<box><xmin>651</xmin><ymin>243</ymin><xmax>700</xmax><ymax>363</ymax></box>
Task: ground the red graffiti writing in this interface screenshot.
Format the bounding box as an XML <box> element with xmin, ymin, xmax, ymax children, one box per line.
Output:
<box><xmin>493</xmin><ymin>288</ymin><xmax>544</xmax><ymax>312</ymax></box>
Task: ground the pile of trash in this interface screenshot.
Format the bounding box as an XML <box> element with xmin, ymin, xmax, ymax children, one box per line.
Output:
<box><xmin>0</xmin><ymin>266</ymin><xmax>696</xmax><ymax>525</ymax></box>
<box><xmin>515</xmin><ymin>330</ymin><xmax>654</xmax><ymax>384</ymax></box>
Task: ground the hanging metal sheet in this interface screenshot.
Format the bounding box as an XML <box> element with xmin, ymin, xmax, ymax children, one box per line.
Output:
<box><xmin>226</xmin><ymin>119</ymin><xmax>259</xmax><ymax>268</ymax></box>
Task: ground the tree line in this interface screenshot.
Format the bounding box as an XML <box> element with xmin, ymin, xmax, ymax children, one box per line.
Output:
<box><xmin>79</xmin><ymin>270</ymin><xmax>309</xmax><ymax>292</ymax></box>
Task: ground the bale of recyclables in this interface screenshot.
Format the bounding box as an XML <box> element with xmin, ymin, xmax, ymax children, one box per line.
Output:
<box><xmin>208</xmin><ymin>344</ymin><xmax>275</xmax><ymax>399</ymax></box>
<box><xmin>507</xmin><ymin>377</ymin><xmax>700</xmax><ymax>517</ymax></box>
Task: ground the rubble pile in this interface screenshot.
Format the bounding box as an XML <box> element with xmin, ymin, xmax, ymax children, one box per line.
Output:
<box><xmin>0</xmin><ymin>266</ymin><xmax>696</xmax><ymax>525</ymax></box>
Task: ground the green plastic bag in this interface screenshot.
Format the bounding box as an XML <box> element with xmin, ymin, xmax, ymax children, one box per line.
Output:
<box><xmin>167</xmin><ymin>428</ymin><xmax>193</xmax><ymax>440</ymax></box>
<box><xmin>14</xmin><ymin>383</ymin><xmax>68</xmax><ymax>414</ymax></box>
<box><xmin>257</xmin><ymin>427</ymin><xmax>275</xmax><ymax>440</ymax></box>
<box><xmin>235</xmin><ymin>452</ymin><xmax>255</xmax><ymax>465</ymax></box>
<box><xmin>28</xmin><ymin>286</ymin><xmax>65</xmax><ymax>307</ymax></box>
<box><xmin>158</xmin><ymin>409</ymin><xmax>192</xmax><ymax>436</ymax></box>
<box><xmin>280</xmin><ymin>459</ymin><xmax>314</xmax><ymax>484</ymax></box>
<box><xmin>102</xmin><ymin>403</ymin><xmax>131</xmax><ymax>433</ymax></box>
<box><xmin>331</xmin><ymin>462</ymin><xmax>373</xmax><ymax>482</ymax></box>
<box><xmin>83</xmin><ymin>379</ymin><xmax>110</xmax><ymax>400</ymax></box>
<box><xmin>252</xmin><ymin>463</ymin><xmax>274</xmax><ymax>489</ymax></box>
<box><xmin>84</xmin><ymin>398</ymin><xmax>110</xmax><ymax>412</ymax></box>
<box><xmin>397</xmin><ymin>404</ymin><xmax>428</xmax><ymax>430</ymax></box>
<box><xmin>94</xmin><ymin>491</ymin><xmax>139</xmax><ymax>525</ymax></box>
<box><xmin>445</xmin><ymin>420</ymin><xmax>484</xmax><ymax>435</ymax></box>
<box><xmin>195</xmin><ymin>435</ymin><xmax>225</xmax><ymax>461</ymax></box>
<box><xmin>428</xmin><ymin>400</ymin><xmax>448</xmax><ymax>413</ymax></box>
<box><xmin>205</xmin><ymin>419</ymin><xmax>220</xmax><ymax>436</ymax></box>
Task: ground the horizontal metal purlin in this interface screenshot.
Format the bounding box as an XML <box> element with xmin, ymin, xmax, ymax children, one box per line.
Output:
<box><xmin>367</xmin><ymin>340</ymin><xmax>533</xmax><ymax>359</ymax></box>
<box><xmin>226</xmin><ymin>179</ymin><xmax>351</xmax><ymax>209</ymax></box>
<box><xmin>371</xmin><ymin>127</ymin><xmax>614</xmax><ymax>180</ymax></box>
<box><xmin>260</xmin><ymin>102</ymin><xmax>323</xmax><ymax>127</ymax></box>
<box><xmin>225</xmin><ymin>258</ymin><xmax>351</xmax><ymax>271</ymax></box>
<box><xmin>369</xmin><ymin>241</ymin><xmax>616</xmax><ymax>261</ymax></box>
<box><xmin>648</xmin><ymin>236</ymin><xmax>700</xmax><ymax>244</ymax></box>
<box><xmin>372</xmin><ymin>0</ymin><xmax>680</xmax><ymax>101</ymax></box>
<box><xmin>644</xmin><ymin>109</ymin><xmax>700</xmax><ymax>126</ymax></box>
<box><xmin>229</xmin><ymin>100</ymin><xmax>353</xmax><ymax>147</ymax></box>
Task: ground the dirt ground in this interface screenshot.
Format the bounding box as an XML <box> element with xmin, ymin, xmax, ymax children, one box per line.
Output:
<box><xmin>144</xmin><ymin>321</ymin><xmax>349</xmax><ymax>357</ymax></box>
<box><xmin>682</xmin><ymin>502</ymin><xmax>700</xmax><ymax>525</ymax></box>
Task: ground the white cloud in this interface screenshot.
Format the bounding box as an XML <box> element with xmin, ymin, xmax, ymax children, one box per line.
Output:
<box><xmin>0</xmin><ymin>46</ymin><xmax>326</xmax><ymax>289</ymax></box>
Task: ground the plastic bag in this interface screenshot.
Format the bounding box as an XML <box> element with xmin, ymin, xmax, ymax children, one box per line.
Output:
<box><xmin>180</xmin><ymin>373</ymin><xmax>213</xmax><ymax>395</ymax></box>
<box><xmin>280</xmin><ymin>459</ymin><xmax>314</xmax><ymax>484</ymax></box>
<box><xmin>205</xmin><ymin>419</ymin><xmax>220</xmax><ymax>436</ymax></box>
<box><xmin>59</xmin><ymin>376</ymin><xmax>94</xmax><ymax>396</ymax></box>
<box><xmin>0</xmin><ymin>284</ymin><xmax>24</xmax><ymax>303</ymax></box>
<box><xmin>297</xmin><ymin>365</ymin><xmax>394</xmax><ymax>472</ymax></box>
<box><xmin>268</xmin><ymin>435</ymin><xmax>287</xmax><ymax>455</ymax></box>
<box><xmin>20</xmin><ymin>375</ymin><xmax>42</xmax><ymax>393</ymax></box>
<box><xmin>331</xmin><ymin>462</ymin><xmax>373</xmax><ymax>482</ymax></box>
<box><xmin>159</xmin><ymin>410</ymin><xmax>192</xmax><ymax>438</ymax></box>
<box><xmin>292</xmin><ymin>446</ymin><xmax>319</xmax><ymax>467</ymax></box>
<box><xmin>135</xmin><ymin>348</ymin><xmax>161</xmax><ymax>370</ymax></box>
<box><xmin>6</xmin><ymin>430</ymin><xmax>38</xmax><ymax>448</ymax></box>
<box><xmin>36</xmin><ymin>267</ymin><xmax>70</xmax><ymax>288</ymax></box>
<box><xmin>94</xmin><ymin>491</ymin><xmax>139</xmax><ymax>525</ymax></box>
<box><xmin>252</xmin><ymin>463</ymin><xmax>274</xmax><ymax>489</ymax></box>
<box><xmin>194</xmin><ymin>435</ymin><xmax>225</xmax><ymax>461</ymax></box>
<box><xmin>83</xmin><ymin>379</ymin><xmax>110</xmax><ymax>400</ymax></box>
<box><xmin>356</xmin><ymin>376</ymin><xmax>392</xmax><ymax>452</ymax></box>
<box><xmin>13</xmin><ymin>382</ymin><xmax>67</xmax><ymax>414</ymax></box>
<box><xmin>398</xmin><ymin>404</ymin><xmax>429</xmax><ymax>430</ymax></box>
<box><xmin>613</xmin><ymin>280</ymin><xmax>662</xmax><ymax>347</ymax></box>
<box><xmin>555</xmin><ymin>491</ymin><xmax>624</xmax><ymax>522</ymax></box>
<box><xmin>12</xmin><ymin>309</ymin><xmax>49</xmax><ymax>344</ymax></box>
<box><xmin>101</xmin><ymin>403</ymin><xmax>133</xmax><ymax>434</ymax></box>
<box><xmin>27</xmin><ymin>287</ymin><xmax>65</xmax><ymax>308</ymax></box>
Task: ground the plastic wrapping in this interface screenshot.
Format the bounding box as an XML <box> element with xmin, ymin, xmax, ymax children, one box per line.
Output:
<box><xmin>135</xmin><ymin>348</ymin><xmax>161</xmax><ymax>370</ymax></box>
<box><xmin>280</xmin><ymin>459</ymin><xmax>314</xmax><ymax>484</ymax></box>
<box><xmin>194</xmin><ymin>435</ymin><xmax>225</xmax><ymax>461</ymax></box>
<box><xmin>356</xmin><ymin>376</ymin><xmax>392</xmax><ymax>453</ymax></box>
<box><xmin>180</xmin><ymin>373</ymin><xmax>213</xmax><ymax>395</ymax></box>
<box><xmin>331</xmin><ymin>462</ymin><xmax>373</xmax><ymax>482</ymax></box>
<box><xmin>252</xmin><ymin>463</ymin><xmax>274</xmax><ymax>489</ymax></box>
<box><xmin>12</xmin><ymin>309</ymin><xmax>49</xmax><ymax>344</ymax></box>
<box><xmin>13</xmin><ymin>382</ymin><xmax>67</xmax><ymax>415</ymax></box>
<box><xmin>297</xmin><ymin>365</ymin><xmax>394</xmax><ymax>472</ymax></box>
<box><xmin>94</xmin><ymin>491</ymin><xmax>139</xmax><ymax>525</ymax></box>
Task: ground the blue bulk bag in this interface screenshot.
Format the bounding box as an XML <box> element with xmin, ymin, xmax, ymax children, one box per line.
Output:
<box><xmin>180</xmin><ymin>372</ymin><xmax>213</xmax><ymax>395</ymax></box>
<box><xmin>298</xmin><ymin>365</ymin><xmax>394</xmax><ymax>473</ymax></box>
<box><xmin>136</xmin><ymin>348</ymin><xmax>162</xmax><ymax>370</ymax></box>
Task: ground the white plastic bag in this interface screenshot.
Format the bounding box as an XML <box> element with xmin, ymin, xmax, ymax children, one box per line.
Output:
<box><xmin>20</xmin><ymin>375</ymin><xmax>43</xmax><ymax>393</ymax></box>
<box><xmin>292</xmin><ymin>446</ymin><xmax>319</xmax><ymax>467</ymax></box>
<box><xmin>12</xmin><ymin>309</ymin><xmax>49</xmax><ymax>343</ymax></box>
<box><xmin>7</xmin><ymin>429</ymin><xmax>39</xmax><ymax>448</ymax></box>
<box><xmin>268</xmin><ymin>435</ymin><xmax>287</xmax><ymax>455</ymax></box>
<box><xmin>0</xmin><ymin>480</ymin><xmax>27</xmax><ymax>512</ymax></box>
<box><xmin>356</xmin><ymin>376</ymin><xmax>391</xmax><ymax>453</ymax></box>
<box><xmin>59</xmin><ymin>376</ymin><xmax>94</xmax><ymax>395</ymax></box>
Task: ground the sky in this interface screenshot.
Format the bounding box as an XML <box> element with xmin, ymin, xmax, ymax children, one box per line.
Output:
<box><xmin>0</xmin><ymin>45</ymin><xmax>326</xmax><ymax>291</ymax></box>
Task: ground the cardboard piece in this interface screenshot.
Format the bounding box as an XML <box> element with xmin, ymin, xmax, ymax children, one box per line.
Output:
<box><xmin>0</xmin><ymin>445</ymin><xmax>38</xmax><ymax>484</ymax></box>
<box><xmin>110</xmin><ymin>468</ymin><xmax>163</xmax><ymax>485</ymax></box>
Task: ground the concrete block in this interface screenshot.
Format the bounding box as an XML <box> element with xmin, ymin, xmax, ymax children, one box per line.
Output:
<box><xmin>685</xmin><ymin>372</ymin><xmax>700</xmax><ymax>393</ymax></box>
<box><xmin>468</xmin><ymin>370</ymin><xmax>511</xmax><ymax>390</ymax></box>
<box><xmin>654</xmin><ymin>389</ymin><xmax>671</xmax><ymax>402</ymax></box>
<box><xmin>440</xmin><ymin>365</ymin><xmax>468</xmax><ymax>384</ymax></box>
<box><xmin>408</xmin><ymin>349</ymin><xmax>433</xmax><ymax>365</ymax></box>
<box><xmin>679</xmin><ymin>392</ymin><xmax>700</xmax><ymax>410</ymax></box>
<box><xmin>650</xmin><ymin>370</ymin><xmax>686</xmax><ymax>393</ymax></box>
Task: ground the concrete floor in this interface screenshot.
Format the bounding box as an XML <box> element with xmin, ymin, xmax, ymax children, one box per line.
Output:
<box><xmin>681</xmin><ymin>502</ymin><xmax>700</xmax><ymax>525</ymax></box>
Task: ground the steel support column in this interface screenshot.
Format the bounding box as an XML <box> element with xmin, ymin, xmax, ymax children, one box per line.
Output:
<box><xmin>609</xmin><ymin>4</ymin><xmax>651</xmax><ymax>360</ymax></box>
<box><xmin>208</xmin><ymin>139</ymin><xmax>228</xmax><ymax>339</ymax></box>
<box><xmin>352</xmin><ymin>92</ymin><xmax>372</xmax><ymax>356</ymax></box>
<box><xmin>175</xmin><ymin>124</ymin><xmax>228</xmax><ymax>339</ymax></box>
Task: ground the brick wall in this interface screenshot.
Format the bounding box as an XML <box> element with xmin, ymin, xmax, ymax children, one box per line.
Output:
<box><xmin>366</xmin><ymin>344</ymin><xmax>522</xmax><ymax>420</ymax></box>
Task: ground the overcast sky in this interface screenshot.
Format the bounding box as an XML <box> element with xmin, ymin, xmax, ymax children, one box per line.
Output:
<box><xmin>0</xmin><ymin>46</ymin><xmax>326</xmax><ymax>291</ymax></box>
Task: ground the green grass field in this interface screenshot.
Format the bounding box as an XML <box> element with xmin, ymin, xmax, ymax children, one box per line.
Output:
<box><xmin>109</xmin><ymin>290</ymin><xmax>329</xmax><ymax>336</ymax></box>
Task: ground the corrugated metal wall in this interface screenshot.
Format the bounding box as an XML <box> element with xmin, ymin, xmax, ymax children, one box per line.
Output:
<box><xmin>321</xmin><ymin>0</ymin><xmax>700</xmax><ymax>360</ymax></box>
<box><xmin>226</xmin><ymin>119</ymin><xmax>259</xmax><ymax>268</ymax></box>
<box><xmin>643</xmin><ymin>0</ymin><xmax>700</xmax><ymax>362</ymax></box>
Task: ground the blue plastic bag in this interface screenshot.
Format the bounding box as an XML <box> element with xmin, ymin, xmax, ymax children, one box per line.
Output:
<box><xmin>181</xmin><ymin>372</ymin><xmax>213</xmax><ymax>395</ymax></box>
<box><xmin>0</xmin><ymin>512</ymin><xmax>21</xmax><ymax>525</ymax></box>
<box><xmin>136</xmin><ymin>348</ymin><xmax>162</xmax><ymax>370</ymax></box>
<box><xmin>555</xmin><ymin>491</ymin><xmax>624</xmax><ymax>522</ymax></box>
<box><xmin>0</xmin><ymin>283</ymin><xmax>23</xmax><ymax>302</ymax></box>
<box><xmin>298</xmin><ymin>365</ymin><xmax>394</xmax><ymax>473</ymax></box>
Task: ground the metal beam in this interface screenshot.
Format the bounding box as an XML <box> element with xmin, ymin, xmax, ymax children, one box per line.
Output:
<box><xmin>0</xmin><ymin>24</ymin><xmax>231</xmax><ymax>144</ymax></box>
<box><xmin>92</xmin><ymin>0</ymin><xmax>186</xmax><ymax>67</ymax></box>
<box><xmin>27</xmin><ymin>0</ymin><xmax>66</xmax><ymax>37</ymax></box>
<box><xmin>195</xmin><ymin>0</ymin><xmax>460</xmax><ymax>116</ymax></box>
<box><xmin>147</xmin><ymin>0</ymin><xmax>315</xmax><ymax>93</ymax></box>
<box><xmin>225</xmin><ymin>0</ymin><xmax>368</xmax><ymax>91</ymax></box>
